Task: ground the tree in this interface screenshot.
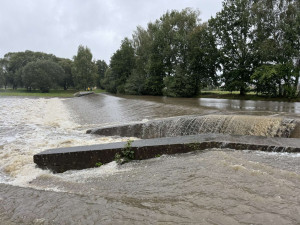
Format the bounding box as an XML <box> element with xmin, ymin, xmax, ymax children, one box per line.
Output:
<box><xmin>22</xmin><ymin>60</ymin><xmax>64</xmax><ymax>92</ymax></box>
<box><xmin>57</xmin><ymin>58</ymin><xmax>74</xmax><ymax>90</ymax></box>
<box><xmin>124</xmin><ymin>26</ymin><xmax>152</xmax><ymax>95</ymax></box>
<box><xmin>251</xmin><ymin>0</ymin><xmax>300</xmax><ymax>97</ymax></box>
<box><xmin>158</xmin><ymin>8</ymin><xmax>200</xmax><ymax>97</ymax></box>
<box><xmin>187</xmin><ymin>23</ymin><xmax>220</xmax><ymax>96</ymax></box>
<box><xmin>96</xmin><ymin>59</ymin><xmax>108</xmax><ymax>89</ymax></box>
<box><xmin>105</xmin><ymin>38</ymin><xmax>135</xmax><ymax>94</ymax></box>
<box><xmin>0</xmin><ymin>58</ymin><xmax>9</xmax><ymax>89</ymax></box>
<box><xmin>209</xmin><ymin>0</ymin><xmax>254</xmax><ymax>95</ymax></box>
<box><xmin>4</xmin><ymin>50</ymin><xmax>57</xmax><ymax>89</ymax></box>
<box><xmin>72</xmin><ymin>45</ymin><xmax>97</xmax><ymax>90</ymax></box>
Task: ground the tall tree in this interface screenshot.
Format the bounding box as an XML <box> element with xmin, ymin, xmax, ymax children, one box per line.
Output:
<box><xmin>187</xmin><ymin>23</ymin><xmax>220</xmax><ymax>96</ymax></box>
<box><xmin>251</xmin><ymin>0</ymin><xmax>300</xmax><ymax>97</ymax></box>
<box><xmin>72</xmin><ymin>45</ymin><xmax>97</xmax><ymax>90</ymax></box>
<box><xmin>0</xmin><ymin>58</ymin><xmax>9</xmax><ymax>89</ymax></box>
<box><xmin>57</xmin><ymin>58</ymin><xmax>74</xmax><ymax>90</ymax></box>
<box><xmin>209</xmin><ymin>0</ymin><xmax>254</xmax><ymax>95</ymax></box>
<box><xmin>105</xmin><ymin>38</ymin><xmax>135</xmax><ymax>94</ymax></box>
<box><xmin>96</xmin><ymin>59</ymin><xmax>108</xmax><ymax>89</ymax></box>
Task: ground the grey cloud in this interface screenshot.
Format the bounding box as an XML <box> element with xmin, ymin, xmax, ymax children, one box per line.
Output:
<box><xmin>0</xmin><ymin>0</ymin><xmax>222</xmax><ymax>63</ymax></box>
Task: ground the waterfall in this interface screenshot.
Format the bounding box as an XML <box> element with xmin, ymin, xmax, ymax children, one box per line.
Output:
<box><xmin>88</xmin><ymin>115</ymin><xmax>299</xmax><ymax>139</ymax></box>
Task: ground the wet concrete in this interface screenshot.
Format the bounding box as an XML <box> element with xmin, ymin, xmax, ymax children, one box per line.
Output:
<box><xmin>34</xmin><ymin>134</ymin><xmax>300</xmax><ymax>173</ymax></box>
<box><xmin>73</xmin><ymin>91</ymin><xmax>94</xmax><ymax>97</ymax></box>
<box><xmin>87</xmin><ymin>115</ymin><xmax>300</xmax><ymax>139</ymax></box>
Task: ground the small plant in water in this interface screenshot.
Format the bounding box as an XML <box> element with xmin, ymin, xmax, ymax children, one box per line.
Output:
<box><xmin>95</xmin><ymin>162</ymin><xmax>103</xmax><ymax>167</ymax></box>
<box><xmin>155</xmin><ymin>154</ymin><xmax>161</xmax><ymax>158</ymax></box>
<box><xmin>115</xmin><ymin>140</ymin><xmax>135</xmax><ymax>165</ymax></box>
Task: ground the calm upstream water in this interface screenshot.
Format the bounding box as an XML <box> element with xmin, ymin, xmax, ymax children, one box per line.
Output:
<box><xmin>0</xmin><ymin>94</ymin><xmax>300</xmax><ymax>224</ymax></box>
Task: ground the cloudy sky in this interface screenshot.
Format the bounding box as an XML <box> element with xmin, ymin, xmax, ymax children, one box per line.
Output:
<box><xmin>0</xmin><ymin>0</ymin><xmax>222</xmax><ymax>63</ymax></box>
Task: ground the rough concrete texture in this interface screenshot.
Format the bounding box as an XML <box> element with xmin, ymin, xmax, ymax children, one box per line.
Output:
<box><xmin>34</xmin><ymin>134</ymin><xmax>300</xmax><ymax>173</ymax></box>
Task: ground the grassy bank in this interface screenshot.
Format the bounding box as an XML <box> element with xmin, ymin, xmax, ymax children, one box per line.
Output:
<box><xmin>199</xmin><ymin>91</ymin><xmax>300</xmax><ymax>102</ymax></box>
<box><xmin>0</xmin><ymin>88</ymin><xmax>106</xmax><ymax>98</ymax></box>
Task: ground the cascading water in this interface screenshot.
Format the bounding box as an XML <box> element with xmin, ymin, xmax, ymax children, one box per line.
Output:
<box><xmin>1</xmin><ymin>94</ymin><xmax>300</xmax><ymax>225</ymax></box>
<box><xmin>89</xmin><ymin>114</ymin><xmax>299</xmax><ymax>139</ymax></box>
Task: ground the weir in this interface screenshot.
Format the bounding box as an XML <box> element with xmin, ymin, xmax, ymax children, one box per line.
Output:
<box><xmin>87</xmin><ymin>115</ymin><xmax>300</xmax><ymax>139</ymax></box>
<box><xmin>34</xmin><ymin>115</ymin><xmax>300</xmax><ymax>173</ymax></box>
<box><xmin>34</xmin><ymin>134</ymin><xmax>300</xmax><ymax>173</ymax></box>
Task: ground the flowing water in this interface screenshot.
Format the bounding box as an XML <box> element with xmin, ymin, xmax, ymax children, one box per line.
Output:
<box><xmin>0</xmin><ymin>94</ymin><xmax>300</xmax><ymax>225</ymax></box>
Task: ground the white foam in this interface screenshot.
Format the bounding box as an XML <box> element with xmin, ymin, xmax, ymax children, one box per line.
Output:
<box><xmin>0</xmin><ymin>97</ymin><xmax>131</xmax><ymax>188</ymax></box>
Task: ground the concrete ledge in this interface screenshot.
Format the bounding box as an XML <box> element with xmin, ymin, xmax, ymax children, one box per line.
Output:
<box><xmin>34</xmin><ymin>134</ymin><xmax>300</xmax><ymax>173</ymax></box>
<box><xmin>73</xmin><ymin>91</ymin><xmax>94</xmax><ymax>97</ymax></box>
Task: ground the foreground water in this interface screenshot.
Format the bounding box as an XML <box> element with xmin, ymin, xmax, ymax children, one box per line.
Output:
<box><xmin>0</xmin><ymin>94</ymin><xmax>300</xmax><ymax>224</ymax></box>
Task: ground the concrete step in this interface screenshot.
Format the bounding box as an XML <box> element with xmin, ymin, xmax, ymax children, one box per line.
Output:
<box><xmin>34</xmin><ymin>134</ymin><xmax>300</xmax><ymax>173</ymax></box>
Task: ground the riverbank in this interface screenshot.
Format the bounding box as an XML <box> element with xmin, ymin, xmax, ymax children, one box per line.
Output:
<box><xmin>0</xmin><ymin>88</ymin><xmax>106</xmax><ymax>98</ymax></box>
<box><xmin>199</xmin><ymin>91</ymin><xmax>300</xmax><ymax>102</ymax></box>
<box><xmin>1</xmin><ymin>88</ymin><xmax>299</xmax><ymax>102</ymax></box>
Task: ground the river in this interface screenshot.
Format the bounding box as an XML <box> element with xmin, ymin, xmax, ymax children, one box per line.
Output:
<box><xmin>0</xmin><ymin>94</ymin><xmax>300</xmax><ymax>224</ymax></box>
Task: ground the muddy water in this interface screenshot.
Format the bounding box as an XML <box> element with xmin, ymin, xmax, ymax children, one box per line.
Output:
<box><xmin>0</xmin><ymin>94</ymin><xmax>300</xmax><ymax>225</ymax></box>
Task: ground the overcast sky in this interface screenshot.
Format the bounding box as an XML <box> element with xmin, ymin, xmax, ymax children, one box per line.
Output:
<box><xmin>0</xmin><ymin>0</ymin><xmax>223</xmax><ymax>63</ymax></box>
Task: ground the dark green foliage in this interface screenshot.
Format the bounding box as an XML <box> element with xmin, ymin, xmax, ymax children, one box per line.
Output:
<box><xmin>115</xmin><ymin>140</ymin><xmax>135</xmax><ymax>165</ymax></box>
<box><xmin>103</xmin><ymin>38</ymin><xmax>135</xmax><ymax>94</ymax></box>
<box><xmin>0</xmin><ymin>58</ymin><xmax>9</xmax><ymax>89</ymax></box>
<box><xmin>96</xmin><ymin>60</ymin><xmax>108</xmax><ymax>89</ymax></box>
<box><xmin>57</xmin><ymin>58</ymin><xmax>74</xmax><ymax>90</ymax></box>
<box><xmin>3</xmin><ymin>50</ymin><xmax>57</xmax><ymax>89</ymax></box>
<box><xmin>252</xmin><ymin>63</ymin><xmax>299</xmax><ymax>98</ymax></box>
<box><xmin>209</xmin><ymin>0</ymin><xmax>254</xmax><ymax>95</ymax></box>
<box><xmin>72</xmin><ymin>45</ymin><xmax>97</xmax><ymax>90</ymax></box>
<box><xmin>187</xmin><ymin>23</ymin><xmax>220</xmax><ymax>95</ymax></box>
<box><xmin>22</xmin><ymin>60</ymin><xmax>64</xmax><ymax>92</ymax></box>
<box><xmin>95</xmin><ymin>162</ymin><xmax>103</xmax><ymax>167</ymax></box>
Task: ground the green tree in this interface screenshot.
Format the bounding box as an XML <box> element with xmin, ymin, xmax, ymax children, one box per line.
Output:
<box><xmin>187</xmin><ymin>23</ymin><xmax>220</xmax><ymax>96</ymax></box>
<box><xmin>0</xmin><ymin>58</ymin><xmax>9</xmax><ymax>89</ymax></box>
<box><xmin>4</xmin><ymin>50</ymin><xmax>57</xmax><ymax>89</ymax></box>
<box><xmin>22</xmin><ymin>60</ymin><xmax>64</xmax><ymax>92</ymax></box>
<box><xmin>72</xmin><ymin>45</ymin><xmax>97</xmax><ymax>90</ymax></box>
<box><xmin>124</xmin><ymin>26</ymin><xmax>152</xmax><ymax>95</ymax></box>
<box><xmin>96</xmin><ymin>59</ymin><xmax>108</xmax><ymax>89</ymax></box>
<box><xmin>105</xmin><ymin>38</ymin><xmax>135</xmax><ymax>94</ymax></box>
<box><xmin>251</xmin><ymin>0</ymin><xmax>300</xmax><ymax>97</ymax></box>
<box><xmin>209</xmin><ymin>0</ymin><xmax>254</xmax><ymax>95</ymax></box>
<box><xmin>159</xmin><ymin>8</ymin><xmax>200</xmax><ymax>97</ymax></box>
<box><xmin>57</xmin><ymin>58</ymin><xmax>74</xmax><ymax>90</ymax></box>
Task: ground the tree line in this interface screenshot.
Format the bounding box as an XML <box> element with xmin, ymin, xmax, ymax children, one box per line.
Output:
<box><xmin>0</xmin><ymin>47</ymin><xmax>107</xmax><ymax>93</ymax></box>
<box><xmin>1</xmin><ymin>0</ymin><xmax>299</xmax><ymax>97</ymax></box>
<box><xmin>103</xmin><ymin>0</ymin><xmax>300</xmax><ymax>98</ymax></box>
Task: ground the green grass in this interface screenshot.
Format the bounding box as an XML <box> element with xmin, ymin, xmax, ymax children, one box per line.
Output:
<box><xmin>199</xmin><ymin>90</ymin><xmax>300</xmax><ymax>102</ymax></box>
<box><xmin>0</xmin><ymin>88</ymin><xmax>106</xmax><ymax>98</ymax></box>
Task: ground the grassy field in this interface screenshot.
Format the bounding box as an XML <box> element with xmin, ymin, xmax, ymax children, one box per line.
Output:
<box><xmin>199</xmin><ymin>90</ymin><xmax>300</xmax><ymax>102</ymax></box>
<box><xmin>0</xmin><ymin>88</ymin><xmax>106</xmax><ymax>98</ymax></box>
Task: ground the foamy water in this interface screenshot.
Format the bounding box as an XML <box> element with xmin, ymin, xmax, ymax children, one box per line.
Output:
<box><xmin>0</xmin><ymin>97</ymin><xmax>135</xmax><ymax>188</ymax></box>
<box><xmin>1</xmin><ymin>96</ymin><xmax>300</xmax><ymax>225</ymax></box>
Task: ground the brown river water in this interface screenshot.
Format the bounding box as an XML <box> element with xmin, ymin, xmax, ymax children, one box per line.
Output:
<box><xmin>0</xmin><ymin>94</ymin><xmax>300</xmax><ymax>224</ymax></box>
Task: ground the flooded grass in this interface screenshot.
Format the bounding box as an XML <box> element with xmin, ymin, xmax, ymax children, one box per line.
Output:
<box><xmin>0</xmin><ymin>88</ymin><xmax>106</xmax><ymax>98</ymax></box>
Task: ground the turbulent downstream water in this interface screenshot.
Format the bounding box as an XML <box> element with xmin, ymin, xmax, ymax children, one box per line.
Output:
<box><xmin>0</xmin><ymin>94</ymin><xmax>300</xmax><ymax>225</ymax></box>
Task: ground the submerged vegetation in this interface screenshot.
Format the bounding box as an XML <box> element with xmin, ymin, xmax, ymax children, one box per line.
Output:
<box><xmin>0</xmin><ymin>0</ymin><xmax>299</xmax><ymax>100</ymax></box>
<box><xmin>115</xmin><ymin>140</ymin><xmax>135</xmax><ymax>165</ymax></box>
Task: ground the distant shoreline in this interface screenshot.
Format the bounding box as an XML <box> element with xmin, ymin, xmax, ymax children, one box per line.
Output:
<box><xmin>1</xmin><ymin>88</ymin><xmax>299</xmax><ymax>102</ymax></box>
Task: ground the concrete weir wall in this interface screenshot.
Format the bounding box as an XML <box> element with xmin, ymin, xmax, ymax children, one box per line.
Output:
<box><xmin>34</xmin><ymin>134</ymin><xmax>300</xmax><ymax>173</ymax></box>
<box><xmin>87</xmin><ymin>115</ymin><xmax>300</xmax><ymax>139</ymax></box>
